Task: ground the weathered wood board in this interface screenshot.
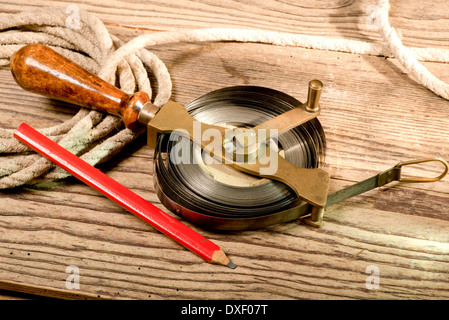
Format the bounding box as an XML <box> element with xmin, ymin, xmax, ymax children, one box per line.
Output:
<box><xmin>0</xmin><ymin>0</ymin><xmax>448</xmax><ymax>299</ymax></box>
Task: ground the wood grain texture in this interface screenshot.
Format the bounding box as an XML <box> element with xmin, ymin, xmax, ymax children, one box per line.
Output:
<box><xmin>0</xmin><ymin>0</ymin><xmax>449</xmax><ymax>300</ymax></box>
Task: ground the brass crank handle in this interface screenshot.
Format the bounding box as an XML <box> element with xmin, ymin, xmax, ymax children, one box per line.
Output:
<box><xmin>10</xmin><ymin>44</ymin><xmax>324</xmax><ymax>132</ymax></box>
<box><xmin>10</xmin><ymin>44</ymin><xmax>156</xmax><ymax>130</ymax></box>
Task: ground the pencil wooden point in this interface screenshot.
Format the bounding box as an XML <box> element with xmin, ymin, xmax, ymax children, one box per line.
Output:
<box><xmin>211</xmin><ymin>249</ymin><xmax>236</xmax><ymax>268</ymax></box>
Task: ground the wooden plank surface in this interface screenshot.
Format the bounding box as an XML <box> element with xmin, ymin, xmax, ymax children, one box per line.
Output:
<box><xmin>0</xmin><ymin>0</ymin><xmax>448</xmax><ymax>300</ymax></box>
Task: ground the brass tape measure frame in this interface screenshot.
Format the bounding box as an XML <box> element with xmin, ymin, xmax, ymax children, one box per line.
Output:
<box><xmin>153</xmin><ymin>86</ymin><xmax>326</xmax><ymax>230</ymax></box>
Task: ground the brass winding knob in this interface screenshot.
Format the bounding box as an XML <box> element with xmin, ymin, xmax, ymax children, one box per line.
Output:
<box><xmin>305</xmin><ymin>79</ymin><xmax>323</xmax><ymax>112</ymax></box>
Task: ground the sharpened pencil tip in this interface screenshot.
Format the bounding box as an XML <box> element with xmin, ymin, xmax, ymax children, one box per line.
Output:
<box><xmin>211</xmin><ymin>249</ymin><xmax>236</xmax><ymax>268</ymax></box>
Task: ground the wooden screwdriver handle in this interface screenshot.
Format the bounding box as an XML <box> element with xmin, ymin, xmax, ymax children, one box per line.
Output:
<box><xmin>10</xmin><ymin>44</ymin><xmax>152</xmax><ymax>129</ymax></box>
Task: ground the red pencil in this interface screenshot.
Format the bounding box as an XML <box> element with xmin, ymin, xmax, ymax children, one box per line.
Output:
<box><xmin>14</xmin><ymin>123</ymin><xmax>235</xmax><ymax>269</ymax></box>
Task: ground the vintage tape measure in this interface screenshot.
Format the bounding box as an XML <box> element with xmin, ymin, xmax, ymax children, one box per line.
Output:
<box><xmin>153</xmin><ymin>85</ymin><xmax>326</xmax><ymax>229</ymax></box>
<box><xmin>10</xmin><ymin>44</ymin><xmax>449</xmax><ymax>230</ymax></box>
